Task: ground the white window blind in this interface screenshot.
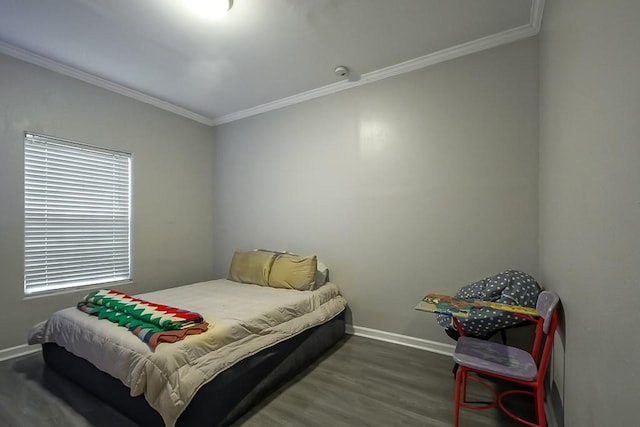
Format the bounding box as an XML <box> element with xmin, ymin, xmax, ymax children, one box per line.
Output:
<box><xmin>24</xmin><ymin>133</ymin><xmax>131</xmax><ymax>295</ymax></box>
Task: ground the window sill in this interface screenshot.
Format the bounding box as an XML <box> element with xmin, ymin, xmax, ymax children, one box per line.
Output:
<box><xmin>23</xmin><ymin>280</ymin><xmax>134</xmax><ymax>300</ymax></box>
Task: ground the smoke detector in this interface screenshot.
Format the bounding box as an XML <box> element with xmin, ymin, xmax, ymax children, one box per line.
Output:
<box><xmin>334</xmin><ymin>65</ymin><xmax>351</xmax><ymax>78</ymax></box>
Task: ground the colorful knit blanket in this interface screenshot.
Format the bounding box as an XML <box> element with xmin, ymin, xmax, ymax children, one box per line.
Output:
<box><xmin>77</xmin><ymin>289</ymin><xmax>208</xmax><ymax>349</ymax></box>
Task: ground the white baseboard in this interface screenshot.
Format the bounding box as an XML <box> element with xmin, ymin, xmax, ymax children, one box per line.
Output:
<box><xmin>345</xmin><ymin>324</ymin><xmax>455</xmax><ymax>356</ymax></box>
<box><xmin>4</xmin><ymin>326</ymin><xmax>453</xmax><ymax>362</ymax></box>
<box><xmin>545</xmin><ymin>381</ymin><xmax>564</xmax><ymax>427</ymax></box>
<box><xmin>0</xmin><ymin>344</ymin><xmax>41</xmax><ymax>362</ymax></box>
<box><xmin>347</xmin><ymin>324</ymin><xmax>561</xmax><ymax>425</ymax></box>
<box><xmin>2</xmin><ymin>325</ymin><xmax>559</xmax><ymax>425</ymax></box>
<box><xmin>545</xmin><ymin>398</ymin><xmax>558</xmax><ymax>427</ymax></box>
<box><xmin>2</xmin><ymin>327</ymin><xmax>455</xmax><ymax>362</ymax></box>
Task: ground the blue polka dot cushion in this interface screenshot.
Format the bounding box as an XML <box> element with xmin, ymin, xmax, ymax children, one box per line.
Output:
<box><xmin>436</xmin><ymin>270</ymin><xmax>542</xmax><ymax>338</ymax></box>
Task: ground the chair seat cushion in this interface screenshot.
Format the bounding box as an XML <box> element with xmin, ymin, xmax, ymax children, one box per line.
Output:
<box><xmin>453</xmin><ymin>336</ymin><xmax>537</xmax><ymax>381</ymax></box>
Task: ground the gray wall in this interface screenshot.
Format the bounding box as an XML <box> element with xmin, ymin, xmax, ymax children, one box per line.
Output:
<box><xmin>539</xmin><ymin>1</ymin><xmax>640</xmax><ymax>425</ymax></box>
<box><xmin>0</xmin><ymin>53</ymin><xmax>216</xmax><ymax>350</ymax></box>
<box><xmin>213</xmin><ymin>38</ymin><xmax>539</xmax><ymax>342</ymax></box>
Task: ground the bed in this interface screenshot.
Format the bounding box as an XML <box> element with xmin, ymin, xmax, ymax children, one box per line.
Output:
<box><xmin>28</xmin><ymin>277</ymin><xmax>347</xmax><ymax>427</ymax></box>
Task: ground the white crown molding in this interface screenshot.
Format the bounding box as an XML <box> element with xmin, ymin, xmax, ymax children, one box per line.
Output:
<box><xmin>0</xmin><ymin>343</ymin><xmax>40</xmax><ymax>362</ymax></box>
<box><xmin>531</xmin><ymin>0</ymin><xmax>546</xmax><ymax>33</ymax></box>
<box><xmin>212</xmin><ymin>24</ymin><xmax>536</xmax><ymax>125</ymax></box>
<box><xmin>346</xmin><ymin>324</ymin><xmax>455</xmax><ymax>356</ymax></box>
<box><xmin>212</xmin><ymin>0</ymin><xmax>544</xmax><ymax>126</ymax></box>
<box><xmin>0</xmin><ymin>42</ymin><xmax>215</xmax><ymax>126</ymax></box>
<box><xmin>0</xmin><ymin>0</ymin><xmax>543</xmax><ymax>128</ymax></box>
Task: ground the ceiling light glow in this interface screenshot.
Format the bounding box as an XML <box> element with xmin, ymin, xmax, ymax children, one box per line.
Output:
<box><xmin>184</xmin><ymin>0</ymin><xmax>232</xmax><ymax>20</ymax></box>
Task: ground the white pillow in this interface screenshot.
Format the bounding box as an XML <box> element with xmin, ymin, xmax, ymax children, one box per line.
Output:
<box><xmin>314</xmin><ymin>261</ymin><xmax>329</xmax><ymax>287</ymax></box>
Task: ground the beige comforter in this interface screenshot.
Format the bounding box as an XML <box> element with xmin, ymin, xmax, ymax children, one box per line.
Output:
<box><xmin>28</xmin><ymin>279</ymin><xmax>347</xmax><ymax>427</ymax></box>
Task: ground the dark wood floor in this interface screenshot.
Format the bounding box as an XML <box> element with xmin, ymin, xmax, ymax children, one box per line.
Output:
<box><xmin>0</xmin><ymin>335</ymin><xmax>535</xmax><ymax>426</ymax></box>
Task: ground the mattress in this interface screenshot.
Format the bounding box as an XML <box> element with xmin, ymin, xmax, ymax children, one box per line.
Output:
<box><xmin>29</xmin><ymin>279</ymin><xmax>347</xmax><ymax>427</ymax></box>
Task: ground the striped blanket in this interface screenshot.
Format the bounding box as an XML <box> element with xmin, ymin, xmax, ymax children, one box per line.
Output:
<box><xmin>77</xmin><ymin>288</ymin><xmax>208</xmax><ymax>349</ymax></box>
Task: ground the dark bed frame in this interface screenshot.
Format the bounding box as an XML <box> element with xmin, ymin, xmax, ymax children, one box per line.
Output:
<box><xmin>42</xmin><ymin>310</ymin><xmax>346</xmax><ymax>427</ymax></box>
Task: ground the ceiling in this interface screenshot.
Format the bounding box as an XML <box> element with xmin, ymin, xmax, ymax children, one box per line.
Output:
<box><xmin>0</xmin><ymin>0</ymin><xmax>542</xmax><ymax>126</ymax></box>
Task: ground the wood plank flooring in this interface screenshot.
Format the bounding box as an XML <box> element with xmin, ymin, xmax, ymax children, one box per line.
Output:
<box><xmin>0</xmin><ymin>335</ymin><xmax>535</xmax><ymax>426</ymax></box>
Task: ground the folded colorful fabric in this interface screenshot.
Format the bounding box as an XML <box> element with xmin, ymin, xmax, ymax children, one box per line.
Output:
<box><xmin>131</xmin><ymin>322</ymin><xmax>209</xmax><ymax>348</ymax></box>
<box><xmin>77</xmin><ymin>288</ymin><xmax>207</xmax><ymax>348</ymax></box>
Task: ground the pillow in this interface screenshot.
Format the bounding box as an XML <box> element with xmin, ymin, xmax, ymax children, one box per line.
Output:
<box><xmin>256</xmin><ymin>249</ymin><xmax>329</xmax><ymax>288</ymax></box>
<box><xmin>314</xmin><ymin>261</ymin><xmax>329</xmax><ymax>287</ymax></box>
<box><xmin>268</xmin><ymin>254</ymin><xmax>317</xmax><ymax>290</ymax></box>
<box><xmin>227</xmin><ymin>250</ymin><xmax>276</xmax><ymax>286</ymax></box>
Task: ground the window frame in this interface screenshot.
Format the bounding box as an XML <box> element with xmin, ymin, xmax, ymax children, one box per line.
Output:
<box><xmin>23</xmin><ymin>132</ymin><xmax>132</xmax><ymax>296</ymax></box>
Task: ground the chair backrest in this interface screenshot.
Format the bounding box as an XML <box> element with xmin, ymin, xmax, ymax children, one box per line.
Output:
<box><xmin>530</xmin><ymin>290</ymin><xmax>560</xmax><ymax>382</ymax></box>
<box><xmin>535</xmin><ymin>291</ymin><xmax>560</xmax><ymax>334</ymax></box>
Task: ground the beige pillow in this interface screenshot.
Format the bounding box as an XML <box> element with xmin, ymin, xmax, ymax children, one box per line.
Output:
<box><xmin>268</xmin><ymin>254</ymin><xmax>317</xmax><ymax>290</ymax></box>
<box><xmin>227</xmin><ymin>250</ymin><xmax>276</xmax><ymax>286</ymax></box>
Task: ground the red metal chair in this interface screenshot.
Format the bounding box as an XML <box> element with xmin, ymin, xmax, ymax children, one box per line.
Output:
<box><xmin>452</xmin><ymin>291</ymin><xmax>560</xmax><ymax>426</ymax></box>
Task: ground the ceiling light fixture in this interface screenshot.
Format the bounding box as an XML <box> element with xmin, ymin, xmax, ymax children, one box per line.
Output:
<box><xmin>184</xmin><ymin>0</ymin><xmax>233</xmax><ymax>20</ymax></box>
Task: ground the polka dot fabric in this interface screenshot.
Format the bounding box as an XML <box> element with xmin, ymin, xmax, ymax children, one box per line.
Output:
<box><xmin>436</xmin><ymin>270</ymin><xmax>542</xmax><ymax>338</ymax></box>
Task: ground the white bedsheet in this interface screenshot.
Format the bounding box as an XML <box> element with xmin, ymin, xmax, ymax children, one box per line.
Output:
<box><xmin>28</xmin><ymin>279</ymin><xmax>347</xmax><ymax>427</ymax></box>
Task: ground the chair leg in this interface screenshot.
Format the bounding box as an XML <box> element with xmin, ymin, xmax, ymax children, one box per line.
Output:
<box><xmin>535</xmin><ymin>385</ymin><xmax>546</xmax><ymax>427</ymax></box>
<box><xmin>454</xmin><ymin>366</ymin><xmax>464</xmax><ymax>427</ymax></box>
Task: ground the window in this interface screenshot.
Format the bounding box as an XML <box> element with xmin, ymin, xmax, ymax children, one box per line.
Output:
<box><xmin>24</xmin><ymin>133</ymin><xmax>131</xmax><ymax>295</ymax></box>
